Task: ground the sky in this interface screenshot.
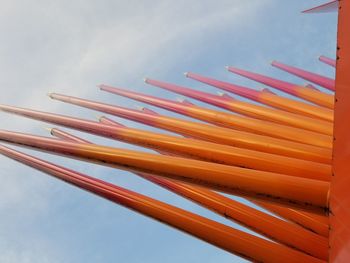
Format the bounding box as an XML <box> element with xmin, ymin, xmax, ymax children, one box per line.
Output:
<box><xmin>0</xmin><ymin>1</ymin><xmax>338</xmax><ymax>262</ymax></box>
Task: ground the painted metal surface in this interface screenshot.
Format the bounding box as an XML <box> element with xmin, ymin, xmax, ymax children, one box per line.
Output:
<box><xmin>0</xmin><ymin>144</ymin><xmax>327</xmax><ymax>263</ymax></box>
<box><xmin>226</xmin><ymin>66</ymin><xmax>334</xmax><ymax>108</ymax></box>
<box><xmin>0</xmin><ymin>104</ymin><xmax>331</xmax><ymax>179</ymax></box>
<box><xmin>43</xmin><ymin>94</ymin><xmax>333</xmax><ymax>162</ymax></box>
<box><xmin>0</xmin><ymin>130</ymin><xmax>330</xmax><ymax>213</ymax></box>
<box><xmin>104</xmin><ymin>111</ymin><xmax>330</xmax><ymax>240</ymax></box>
<box><xmin>330</xmin><ymin>0</ymin><xmax>350</xmax><ymax>262</ymax></box>
<box><xmin>256</xmin><ymin>201</ymin><xmax>329</xmax><ymax>238</ymax></box>
<box><xmin>51</xmin><ymin>127</ymin><xmax>328</xmax><ymax>259</ymax></box>
<box><xmin>99</xmin><ymin>85</ymin><xmax>333</xmax><ymax>148</ymax></box>
<box><xmin>186</xmin><ymin>71</ymin><xmax>334</xmax><ymax>122</ymax></box>
<box><xmin>0</xmin><ymin>2</ymin><xmax>345</xmax><ymax>261</ymax></box>
<box><xmin>141</xmin><ymin>79</ymin><xmax>333</xmax><ymax>135</ymax></box>
<box><xmin>319</xmin><ymin>55</ymin><xmax>336</xmax><ymax>67</ymax></box>
<box><xmin>136</xmin><ymin>106</ymin><xmax>331</xmax><ymax>237</ymax></box>
<box><xmin>271</xmin><ymin>61</ymin><xmax>335</xmax><ymax>91</ymax></box>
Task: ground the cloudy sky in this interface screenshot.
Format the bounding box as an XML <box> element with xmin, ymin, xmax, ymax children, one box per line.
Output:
<box><xmin>0</xmin><ymin>1</ymin><xmax>337</xmax><ymax>262</ymax></box>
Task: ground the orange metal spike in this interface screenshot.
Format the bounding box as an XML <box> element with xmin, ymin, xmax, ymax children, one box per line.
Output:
<box><xmin>51</xmin><ymin>127</ymin><xmax>328</xmax><ymax>259</ymax></box>
<box><xmin>255</xmin><ymin>201</ymin><xmax>329</xmax><ymax>238</ymax></box>
<box><xmin>138</xmin><ymin>79</ymin><xmax>333</xmax><ymax>135</ymax></box>
<box><xmin>98</xmin><ymin>86</ymin><xmax>333</xmax><ymax>147</ymax></box>
<box><xmin>101</xmin><ymin>83</ymin><xmax>333</xmax><ymax>139</ymax></box>
<box><xmin>186</xmin><ymin>72</ymin><xmax>333</xmax><ymax>122</ymax></box>
<box><xmin>0</xmin><ymin>104</ymin><xmax>331</xmax><ymax>180</ymax></box>
<box><xmin>0</xmin><ymin>144</ymin><xmax>326</xmax><ymax>263</ymax></box>
<box><xmin>43</xmin><ymin>94</ymin><xmax>332</xmax><ymax>162</ymax></box>
<box><xmin>140</xmin><ymin>174</ymin><xmax>328</xmax><ymax>260</ymax></box>
<box><xmin>112</xmin><ymin>110</ymin><xmax>329</xmax><ymax>235</ymax></box>
<box><xmin>0</xmin><ymin>130</ymin><xmax>330</xmax><ymax>214</ymax></box>
<box><xmin>100</xmin><ymin>114</ymin><xmax>330</xmax><ymax>242</ymax></box>
<box><xmin>271</xmin><ymin>61</ymin><xmax>335</xmax><ymax>91</ymax></box>
<box><xmin>226</xmin><ymin>66</ymin><xmax>334</xmax><ymax>109</ymax></box>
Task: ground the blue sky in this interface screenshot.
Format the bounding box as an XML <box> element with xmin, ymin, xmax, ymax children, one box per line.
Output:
<box><xmin>0</xmin><ymin>1</ymin><xmax>337</xmax><ymax>262</ymax></box>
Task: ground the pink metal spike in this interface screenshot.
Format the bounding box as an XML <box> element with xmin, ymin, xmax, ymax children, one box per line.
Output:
<box><xmin>0</xmin><ymin>103</ymin><xmax>165</xmax><ymax>143</ymax></box>
<box><xmin>144</xmin><ymin>79</ymin><xmax>231</xmax><ymax>109</ymax></box>
<box><xmin>48</xmin><ymin>93</ymin><xmax>161</xmax><ymax>127</ymax></box>
<box><xmin>302</xmin><ymin>1</ymin><xmax>338</xmax><ymax>14</ymax></box>
<box><xmin>271</xmin><ymin>61</ymin><xmax>335</xmax><ymax>91</ymax></box>
<box><xmin>186</xmin><ymin>72</ymin><xmax>261</xmax><ymax>101</ymax></box>
<box><xmin>226</xmin><ymin>66</ymin><xmax>334</xmax><ymax>109</ymax></box>
<box><xmin>319</xmin><ymin>56</ymin><xmax>336</xmax><ymax>68</ymax></box>
<box><xmin>43</xmin><ymin>94</ymin><xmax>334</xmax><ymax>160</ymax></box>
<box><xmin>226</xmin><ymin>66</ymin><xmax>300</xmax><ymax>95</ymax></box>
<box><xmin>99</xmin><ymin>85</ymin><xmax>190</xmax><ymax>115</ymax></box>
